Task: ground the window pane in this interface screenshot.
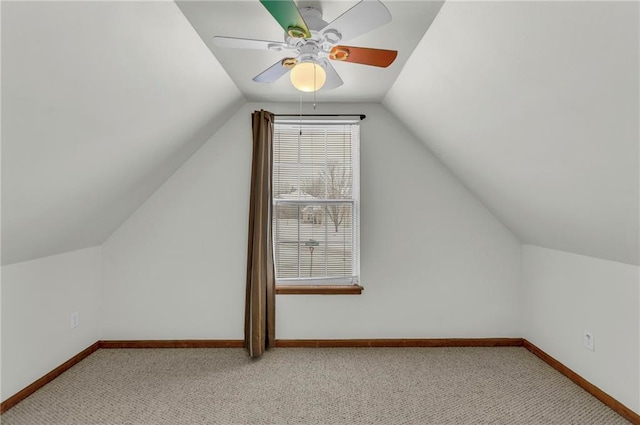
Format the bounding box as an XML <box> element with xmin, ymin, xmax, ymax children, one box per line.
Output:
<box><xmin>273</xmin><ymin>202</ymin><xmax>353</xmax><ymax>280</ymax></box>
<box><xmin>272</xmin><ymin>121</ymin><xmax>359</xmax><ymax>284</ymax></box>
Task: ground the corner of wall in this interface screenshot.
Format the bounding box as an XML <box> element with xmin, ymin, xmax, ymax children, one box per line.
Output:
<box><xmin>101</xmin><ymin>96</ymin><xmax>247</xmax><ymax>251</ymax></box>
<box><xmin>98</xmin><ymin>244</ymin><xmax>104</xmax><ymax>342</ymax></box>
<box><xmin>378</xmin><ymin>102</ymin><xmax>522</xmax><ymax>248</ymax></box>
<box><xmin>0</xmin><ymin>247</ymin><xmax>104</xmax><ymax>401</ymax></box>
<box><xmin>522</xmin><ymin>245</ymin><xmax>640</xmax><ymax>413</ymax></box>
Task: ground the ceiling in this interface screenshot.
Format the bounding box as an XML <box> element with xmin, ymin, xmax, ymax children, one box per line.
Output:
<box><xmin>176</xmin><ymin>0</ymin><xmax>444</xmax><ymax>102</ymax></box>
<box><xmin>1</xmin><ymin>0</ymin><xmax>243</xmax><ymax>265</ymax></box>
<box><xmin>384</xmin><ymin>0</ymin><xmax>639</xmax><ymax>265</ymax></box>
<box><xmin>2</xmin><ymin>0</ymin><xmax>638</xmax><ymax>266</ymax></box>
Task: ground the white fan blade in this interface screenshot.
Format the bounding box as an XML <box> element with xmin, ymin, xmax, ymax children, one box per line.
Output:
<box><xmin>321</xmin><ymin>60</ymin><xmax>343</xmax><ymax>91</ymax></box>
<box><xmin>253</xmin><ymin>60</ymin><xmax>291</xmax><ymax>83</ymax></box>
<box><xmin>320</xmin><ymin>0</ymin><xmax>392</xmax><ymax>44</ymax></box>
<box><xmin>213</xmin><ymin>36</ymin><xmax>287</xmax><ymax>51</ymax></box>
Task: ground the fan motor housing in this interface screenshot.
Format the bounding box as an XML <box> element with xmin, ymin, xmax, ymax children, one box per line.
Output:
<box><xmin>284</xmin><ymin>7</ymin><xmax>343</xmax><ymax>57</ymax></box>
<box><xmin>299</xmin><ymin>7</ymin><xmax>327</xmax><ymax>32</ymax></box>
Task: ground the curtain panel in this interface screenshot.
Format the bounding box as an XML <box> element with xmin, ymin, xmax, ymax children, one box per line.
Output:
<box><xmin>245</xmin><ymin>110</ymin><xmax>276</xmax><ymax>358</ymax></box>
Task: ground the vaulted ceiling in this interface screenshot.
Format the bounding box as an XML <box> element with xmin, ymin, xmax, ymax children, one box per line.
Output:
<box><xmin>2</xmin><ymin>1</ymin><xmax>638</xmax><ymax>266</ymax></box>
<box><xmin>384</xmin><ymin>1</ymin><xmax>639</xmax><ymax>265</ymax></box>
<box><xmin>1</xmin><ymin>0</ymin><xmax>243</xmax><ymax>264</ymax></box>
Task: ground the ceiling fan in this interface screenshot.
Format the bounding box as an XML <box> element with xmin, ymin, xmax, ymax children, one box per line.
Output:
<box><xmin>212</xmin><ymin>0</ymin><xmax>398</xmax><ymax>92</ymax></box>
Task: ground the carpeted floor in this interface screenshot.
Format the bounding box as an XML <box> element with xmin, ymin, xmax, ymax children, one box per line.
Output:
<box><xmin>1</xmin><ymin>347</ymin><xmax>630</xmax><ymax>424</ymax></box>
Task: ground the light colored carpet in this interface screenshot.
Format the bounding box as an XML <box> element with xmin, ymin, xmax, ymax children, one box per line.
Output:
<box><xmin>1</xmin><ymin>347</ymin><xmax>629</xmax><ymax>424</ymax></box>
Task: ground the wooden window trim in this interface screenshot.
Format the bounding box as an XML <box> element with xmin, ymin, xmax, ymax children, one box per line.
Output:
<box><xmin>275</xmin><ymin>285</ymin><xmax>363</xmax><ymax>295</ymax></box>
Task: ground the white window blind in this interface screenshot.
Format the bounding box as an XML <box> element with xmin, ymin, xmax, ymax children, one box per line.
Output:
<box><xmin>272</xmin><ymin>119</ymin><xmax>360</xmax><ymax>285</ymax></box>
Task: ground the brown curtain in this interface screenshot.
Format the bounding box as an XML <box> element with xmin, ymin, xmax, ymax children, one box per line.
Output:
<box><xmin>245</xmin><ymin>110</ymin><xmax>276</xmax><ymax>358</ymax></box>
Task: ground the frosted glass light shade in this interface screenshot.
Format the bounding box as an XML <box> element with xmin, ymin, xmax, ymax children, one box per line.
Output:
<box><xmin>290</xmin><ymin>62</ymin><xmax>326</xmax><ymax>92</ymax></box>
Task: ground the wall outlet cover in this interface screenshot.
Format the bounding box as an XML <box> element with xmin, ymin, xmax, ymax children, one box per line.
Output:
<box><xmin>71</xmin><ymin>312</ymin><xmax>79</xmax><ymax>329</ymax></box>
<box><xmin>584</xmin><ymin>330</ymin><xmax>594</xmax><ymax>351</ymax></box>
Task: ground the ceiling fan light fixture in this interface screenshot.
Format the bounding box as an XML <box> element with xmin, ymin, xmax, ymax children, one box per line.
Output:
<box><xmin>290</xmin><ymin>62</ymin><xmax>326</xmax><ymax>92</ymax></box>
<box><xmin>213</xmin><ymin>0</ymin><xmax>396</xmax><ymax>90</ymax></box>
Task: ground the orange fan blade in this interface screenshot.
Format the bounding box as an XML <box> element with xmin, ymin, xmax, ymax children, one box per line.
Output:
<box><xmin>329</xmin><ymin>46</ymin><xmax>398</xmax><ymax>68</ymax></box>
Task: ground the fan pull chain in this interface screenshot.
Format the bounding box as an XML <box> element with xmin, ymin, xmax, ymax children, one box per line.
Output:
<box><xmin>313</xmin><ymin>64</ymin><xmax>318</xmax><ymax>110</ymax></box>
<box><xmin>299</xmin><ymin>94</ymin><xmax>303</xmax><ymax>136</ymax></box>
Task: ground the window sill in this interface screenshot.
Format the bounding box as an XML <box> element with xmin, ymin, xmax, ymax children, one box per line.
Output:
<box><xmin>275</xmin><ymin>285</ymin><xmax>364</xmax><ymax>295</ymax></box>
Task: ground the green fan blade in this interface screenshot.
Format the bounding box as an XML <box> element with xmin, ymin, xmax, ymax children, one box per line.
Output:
<box><xmin>260</xmin><ymin>0</ymin><xmax>311</xmax><ymax>39</ymax></box>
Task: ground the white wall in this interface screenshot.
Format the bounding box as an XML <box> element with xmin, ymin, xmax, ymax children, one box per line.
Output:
<box><xmin>276</xmin><ymin>103</ymin><xmax>522</xmax><ymax>338</ymax></box>
<box><xmin>100</xmin><ymin>103</ymin><xmax>253</xmax><ymax>340</ymax></box>
<box><xmin>523</xmin><ymin>245</ymin><xmax>639</xmax><ymax>413</ymax></box>
<box><xmin>102</xmin><ymin>102</ymin><xmax>522</xmax><ymax>340</ymax></box>
<box><xmin>1</xmin><ymin>246</ymin><xmax>102</xmax><ymax>401</ymax></box>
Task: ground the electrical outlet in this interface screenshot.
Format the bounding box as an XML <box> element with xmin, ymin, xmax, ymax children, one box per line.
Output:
<box><xmin>584</xmin><ymin>330</ymin><xmax>594</xmax><ymax>351</ymax></box>
<box><xmin>71</xmin><ymin>312</ymin><xmax>79</xmax><ymax>329</ymax></box>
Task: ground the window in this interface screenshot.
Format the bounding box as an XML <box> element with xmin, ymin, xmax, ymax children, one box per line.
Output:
<box><xmin>272</xmin><ymin>119</ymin><xmax>360</xmax><ymax>291</ymax></box>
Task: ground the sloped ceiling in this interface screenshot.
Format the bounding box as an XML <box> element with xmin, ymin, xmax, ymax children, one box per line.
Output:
<box><xmin>385</xmin><ymin>1</ymin><xmax>639</xmax><ymax>265</ymax></box>
<box><xmin>1</xmin><ymin>1</ymin><xmax>243</xmax><ymax>265</ymax></box>
<box><xmin>2</xmin><ymin>0</ymin><xmax>638</xmax><ymax>267</ymax></box>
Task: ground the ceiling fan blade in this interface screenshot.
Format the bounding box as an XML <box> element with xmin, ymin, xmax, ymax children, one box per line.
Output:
<box><xmin>212</xmin><ymin>36</ymin><xmax>287</xmax><ymax>51</ymax></box>
<box><xmin>320</xmin><ymin>60</ymin><xmax>343</xmax><ymax>91</ymax></box>
<box><xmin>320</xmin><ymin>0</ymin><xmax>391</xmax><ymax>44</ymax></box>
<box><xmin>330</xmin><ymin>46</ymin><xmax>397</xmax><ymax>68</ymax></box>
<box><xmin>260</xmin><ymin>0</ymin><xmax>312</xmax><ymax>39</ymax></box>
<box><xmin>253</xmin><ymin>60</ymin><xmax>292</xmax><ymax>84</ymax></box>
